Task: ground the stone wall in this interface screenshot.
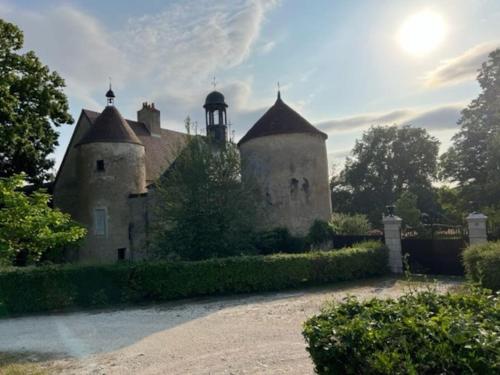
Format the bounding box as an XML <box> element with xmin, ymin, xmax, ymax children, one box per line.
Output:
<box><xmin>75</xmin><ymin>142</ymin><xmax>147</xmax><ymax>262</ymax></box>
<box><xmin>239</xmin><ymin>133</ymin><xmax>331</xmax><ymax>236</ymax></box>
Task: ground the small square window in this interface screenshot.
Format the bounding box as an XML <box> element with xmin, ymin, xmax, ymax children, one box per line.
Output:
<box><xmin>117</xmin><ymin>248</ymin><xmax>126</xmax><ymax>261</ymax></box>
<box><xmin>96</xmin><ymin>160</ymin><xmax>105</xmax><ymax>171</ymax></box>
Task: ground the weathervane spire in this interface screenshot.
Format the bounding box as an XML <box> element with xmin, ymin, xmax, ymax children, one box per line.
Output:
<box><xmin>105</xmin><ymin>77</ymin><xmax>115</xmax><ymax>106</ymax></box>
<box><xmin>277</xmin><ymin>81</ymin><xmax>281</xmax><ymax>100</ymax></box>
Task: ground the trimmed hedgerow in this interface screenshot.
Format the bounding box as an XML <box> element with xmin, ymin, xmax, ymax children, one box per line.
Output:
<box><xmin>463</xmin><ymin>241</ymin><xmax>500</xmax><ymax>291</ymax></box>
<box><xmin>0</xmin><ymin>241</ymin><xmax>387</xmax><ymax>316</ymax></box>
<box><xmin>303</xmin><ymin>288</ymin><xmax>500</xmax><ymax>375</ymax></box>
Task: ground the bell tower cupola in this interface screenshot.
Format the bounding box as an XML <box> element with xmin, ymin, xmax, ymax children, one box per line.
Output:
<box><xmin>203</xmin><ymin>88</ymin><xmax>228</xmax><ymax>143</ymax></box>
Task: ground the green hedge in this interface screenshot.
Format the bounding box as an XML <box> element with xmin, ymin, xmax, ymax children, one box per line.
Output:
<box><xmin>463</xmin><ymin>241</ymin><xmax>500</xmax><ymax>290</ymax></box>
<box><xmin>0</xmin><ymin>241</ymin><xmax>388</xmax><ymax>316</ymax></box>
<box><xmin>303</xmin><ymin>288</ymin><xmax>500</xmax><ymax>375</ymax></box>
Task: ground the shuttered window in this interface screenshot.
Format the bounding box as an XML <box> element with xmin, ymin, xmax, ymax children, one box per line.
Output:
<box><xmin>94</xmin><ymin>208</ymin><xmax>107</xmax><ymax>236</ymax></box>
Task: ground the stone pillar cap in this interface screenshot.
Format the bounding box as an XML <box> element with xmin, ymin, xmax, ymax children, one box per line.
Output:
<box><xmin>382</xmin><ymin>215</ymin><xmax>402</xmax><ymax>223</ymax></box>
<box><xmin>466</xmin><ymin>212</ymin><xmax>488</xmax><ymax>220</ymax></box>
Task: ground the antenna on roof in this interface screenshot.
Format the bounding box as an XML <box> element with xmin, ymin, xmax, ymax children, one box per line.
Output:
<box><xmin>212</xmin><ymin>75</ymin><xmax>217</xmax><ymax>90</ymax></box>
<box><xmin>277</xmin><ymin>81</ymin><xmax>281</xmax><ymax>100</ymax></box>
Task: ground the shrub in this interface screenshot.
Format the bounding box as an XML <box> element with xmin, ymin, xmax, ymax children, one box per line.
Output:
<box><xmin>0</xmin><ymin>242</ymin><xmax>388</xmax><ymax>315</ymax></box>
<box><xmin>329</xmin><ymin>213</ymin><xmax>371</xmax><ymax>235</ymax></box>
<box><xmin>306</xmin><ymin>220</ymin><xmax>333</xmax><ymax>248</ymax></box>
<box><xmin>303</xmin><ymin>288</ymin><xmax>500</xmax><ymax>375</ymax></box>
<box><xmin>254</xmin><ymin>227</ymin><xmax>306</xmax><ymax>254</ymax></box>
<box><xmin>463</xmin><ymin>241</ymin><xmax>500</xmax><ymax>290</ymax></box>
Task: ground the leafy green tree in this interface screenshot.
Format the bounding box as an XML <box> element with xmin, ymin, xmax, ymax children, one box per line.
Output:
<box><xmin>151</xmin><ymin>136</ymin><xmax>257</xmax><ymax>260</ymax></box>
<box><xmin>435</xmin><ymin>186</ymin><xmax>467</xmax><ymax>224</ymax></box>
<box><xmin>0</xmin><ymin>19</ymin><xmax>73</xmax><ymax>184</ymax></box>
<box><xmin>440</xmin><ymin>48</ymin><xmax>500</xmax><ymax>208</ymax></box>
<box><xmin>395</xmin><ymin>191</ymin><xmax>421</xmax><ymax>228</ymax></box>
<box><xmin>0</xmin><ymin>174</ymin><xmax>86</xmax><ymax>266</ymax></box>
<box><xmin>334</xmin><ymin>125</ymin><xmax>440</xmax><ymax>225</ymax></box>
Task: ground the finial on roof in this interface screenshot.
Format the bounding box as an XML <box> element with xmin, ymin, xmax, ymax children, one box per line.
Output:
<box><xmin>106</xmin><ymin>77</ymin><xmax>115</xmax><ymax>106</ymax></box>
<box><xmin>277</xmin><ymin>81</ymin><xmax>281</xmax><ymax>100</ymax></box>
<box><xmin>212</xmin><ymin>75</ymin><xmax>217</xmax><ymax>90</ymax></box>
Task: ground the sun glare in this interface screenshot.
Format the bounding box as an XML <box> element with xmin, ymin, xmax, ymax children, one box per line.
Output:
<box><xmin>398</xmin><ymin>10</ymin><xmax>446</xmax><ymax>56</ymax></box>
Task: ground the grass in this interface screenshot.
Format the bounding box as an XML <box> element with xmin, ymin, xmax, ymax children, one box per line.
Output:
<box><xmin>0</xmin><ymin>353</ymin><xmax>52</xmax><ymax>375</ymax></box>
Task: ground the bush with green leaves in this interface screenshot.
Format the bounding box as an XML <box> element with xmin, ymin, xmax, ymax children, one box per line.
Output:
<box><xmin>463</xmin><ymin>241</ymin><xmax>500</xmax><ymax>290</ymax></box>
<box><xmin>254</xmin><ymin>227</ymin><xmax>307</xmax><ymax>254</ymax></box>
<box><xmin>303</xmin><ymin>287</ymin><xmax>500</xmax><ymax>374</ymax></box>
<box><xmin>0</xmin><ymin>241</ymin><xmax>388</xmax><ymax>315</ymax></box>
<box><xmin>0</xmin><ymin>174</ymin><xmax>86</xmax><ymax>266</ymax></box>
<box><xmin>329</xmin><ymin>212</ymin><xmax>372</xmax><ymax>235</ymax></box>
<box><xmin>307</xmin><ymin>220</ymin><xmax>333</xmax><ymax>248</ymax></box>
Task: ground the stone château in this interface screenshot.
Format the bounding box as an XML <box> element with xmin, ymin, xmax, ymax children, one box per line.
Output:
<box><xmin>53</xmin><ymin>88</ymin><xmax>331</xmax><ymax>262</ymax></box>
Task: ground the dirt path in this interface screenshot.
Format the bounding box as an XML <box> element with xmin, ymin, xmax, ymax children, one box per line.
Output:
<box><xmin>0</xmin><ymin>277</ymin><xmax>459</xmax><ymax>374</ymax></box>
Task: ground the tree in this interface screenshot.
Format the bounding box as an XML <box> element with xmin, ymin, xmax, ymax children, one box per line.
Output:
<box><xmin>395</xmin><ymin>191</ymin><xmax>421</xmax><ymax>228</ymax></box>
<box><xmin>0</xmin><ymin>174</ymin><xmax>86</xmax><ymax>266</ymax></box>
<box><xmin>435</xmin><ymin>186</ymin><xmax>467</xmax><ymax>224</ymax></box>
<box><xmin>333</xmin><ymin>125</ymin><xmax>440</xmax><ymax>225</ymax></box>
<box><xmin>0</xmin><ymin>19</ymin><xmax>73</xmax><ymax>184</ymax></box>
<box><xmin>440</xmin><ymin>48</ymin><xmax>500</xmax><ymax>208</ymax></box>
<box><xmin>151</xmin><ymin>136</ymin><xmax>257</xmax><ymax>260</ymax></box>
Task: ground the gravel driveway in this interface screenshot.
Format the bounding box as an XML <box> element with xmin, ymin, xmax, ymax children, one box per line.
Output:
<box><xmin>0</xmin><ymin>277</ymin><xmax>458</xmax><ymax>374</ymax></box>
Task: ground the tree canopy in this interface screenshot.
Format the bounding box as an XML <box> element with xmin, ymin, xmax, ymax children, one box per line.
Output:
<box><xmin>0</xmin><ymin>19</ymin><xmax>73</xmax><ymax>184</ymax></box>
<box><xmin>440</xmin><ymin>49</ymin><xmax>500</xmax><ymax>209</ymax></box>
<box><xmin>0</xmin><ymin>174</ymin><xmax>86</xmax><ymax>266</ymax></box>
<box><xmin>332</xmin><ymin>125</ymin><xmax>440</xmax><ymax>225</ymax></box>
<box><xmin>151</xmin><ymin>135</ymin><xmax>257</xmax><ymax>260</ymax></box>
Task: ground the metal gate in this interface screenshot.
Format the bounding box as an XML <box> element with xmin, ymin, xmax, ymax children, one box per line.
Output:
<box><xmin>401</xmin><ymin>225</ymin><xmax>468</xmax><ymax>276</ymax></box>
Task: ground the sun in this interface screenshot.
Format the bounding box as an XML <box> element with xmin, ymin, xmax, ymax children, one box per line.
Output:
<box><xmin>398</xmin><ymin>10</ymin><xmax>446</xmax><ymax>56</ymax></box>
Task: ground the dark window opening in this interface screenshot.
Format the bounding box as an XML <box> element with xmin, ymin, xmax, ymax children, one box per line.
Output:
<box><xmin>117</xmin><ymin>248</ymin><xmax>126</xmax><ymax>261</ymax></box>
<box><xmin>96</xmin><ymin>160</ymin><xmax>105</xmax><ymax>171</ymax></box>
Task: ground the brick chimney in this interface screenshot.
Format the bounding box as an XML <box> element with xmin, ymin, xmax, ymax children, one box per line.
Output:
<box><xmin>137</xmin><ymin>102</ymin><xmax>161</xmax><ymax>137</ymax></box>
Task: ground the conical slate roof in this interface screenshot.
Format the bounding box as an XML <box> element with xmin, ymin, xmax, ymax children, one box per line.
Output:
<box><xmin>77</xmin><ymin>105</ymin><xmax>143</xmax><ymax>146</ymax></box>
<box><xmin>237</xmin><ymin>94</ymin><xmax>327</xmax><ymax>146</ymax></box>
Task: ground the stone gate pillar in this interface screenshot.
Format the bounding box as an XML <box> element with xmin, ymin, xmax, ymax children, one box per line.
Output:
<box><xmin>466</xmin><ymin>212</ymin><xmax>488</xmax><ymax>246</ymax></box>
<box><xmin>383</xmin><ymin>215</ymin><xmax>403</xmax><ymax>274</ymax></box>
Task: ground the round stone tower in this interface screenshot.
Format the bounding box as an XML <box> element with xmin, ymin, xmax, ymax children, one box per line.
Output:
<box><xmin>238</xmin><ymin>92</ymin><xmax>331</xmax><ymax>236</ymax></box>
<box><xmin>75</xmin><ymin>88</ymin><xmax>146</xmax><ymax>262</ymax></box>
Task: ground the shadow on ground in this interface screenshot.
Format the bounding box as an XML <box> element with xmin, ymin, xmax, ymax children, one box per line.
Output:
<box><xmin>0</xmin><ymin>276</ymin><xmax>457</xmax><ymax>360</ymax></box>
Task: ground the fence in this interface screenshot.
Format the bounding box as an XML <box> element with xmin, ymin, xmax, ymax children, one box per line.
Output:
<box><xmin>384</xmin><ymin>212</ymin><xmax>489</xmax><ymax>275</ymax></box>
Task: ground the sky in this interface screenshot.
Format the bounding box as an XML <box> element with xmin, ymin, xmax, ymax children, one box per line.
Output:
<box><xmin>1</xmin><ymin>0</ymin><xmax>499</xmax><ymax>173</ymax></box>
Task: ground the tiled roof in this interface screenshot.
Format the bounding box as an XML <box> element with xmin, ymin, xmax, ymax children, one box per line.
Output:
<box><xmin>77</xmin><ymin>106</ymin><xmax>143</xmax><ymax>146</ymax></box>
<box><xmin>238</xmin><ymin>95</ymin><xmax>327</xmax><ymax>146</ymax></box>
<box><xmin>82</xmin><ymin>109</ymin><xmax>187</xmax><ymax>184</ymax></box>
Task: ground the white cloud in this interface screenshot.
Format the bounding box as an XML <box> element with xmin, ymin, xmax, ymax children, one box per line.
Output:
<box><xmin>1</xmin><ymin>0</ymin><xmax>278</xmax><ymax>113</ymax></box>
<box><xmin>0</xmin><ymin>5</ymin><xmax>129</xmax><ymax>105</ymax></box>
<box><xmin>259</xmin><ymin>40</ymin><xmax>276</xmax><ymax>54</ymax></box>
<box><xmin>317</xmin><ymin>103</ymin><xmax>464</xmax><ymax>134</ymax></box>
<box><xmin>118</xmin><ymin>0</ymin><xmax>277</xmax><ymax>89</ymax></box>
<box><xmin>423</xmin><ymin>41</ymin><xmax>499</xmax><ymax>87</ymax></box>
